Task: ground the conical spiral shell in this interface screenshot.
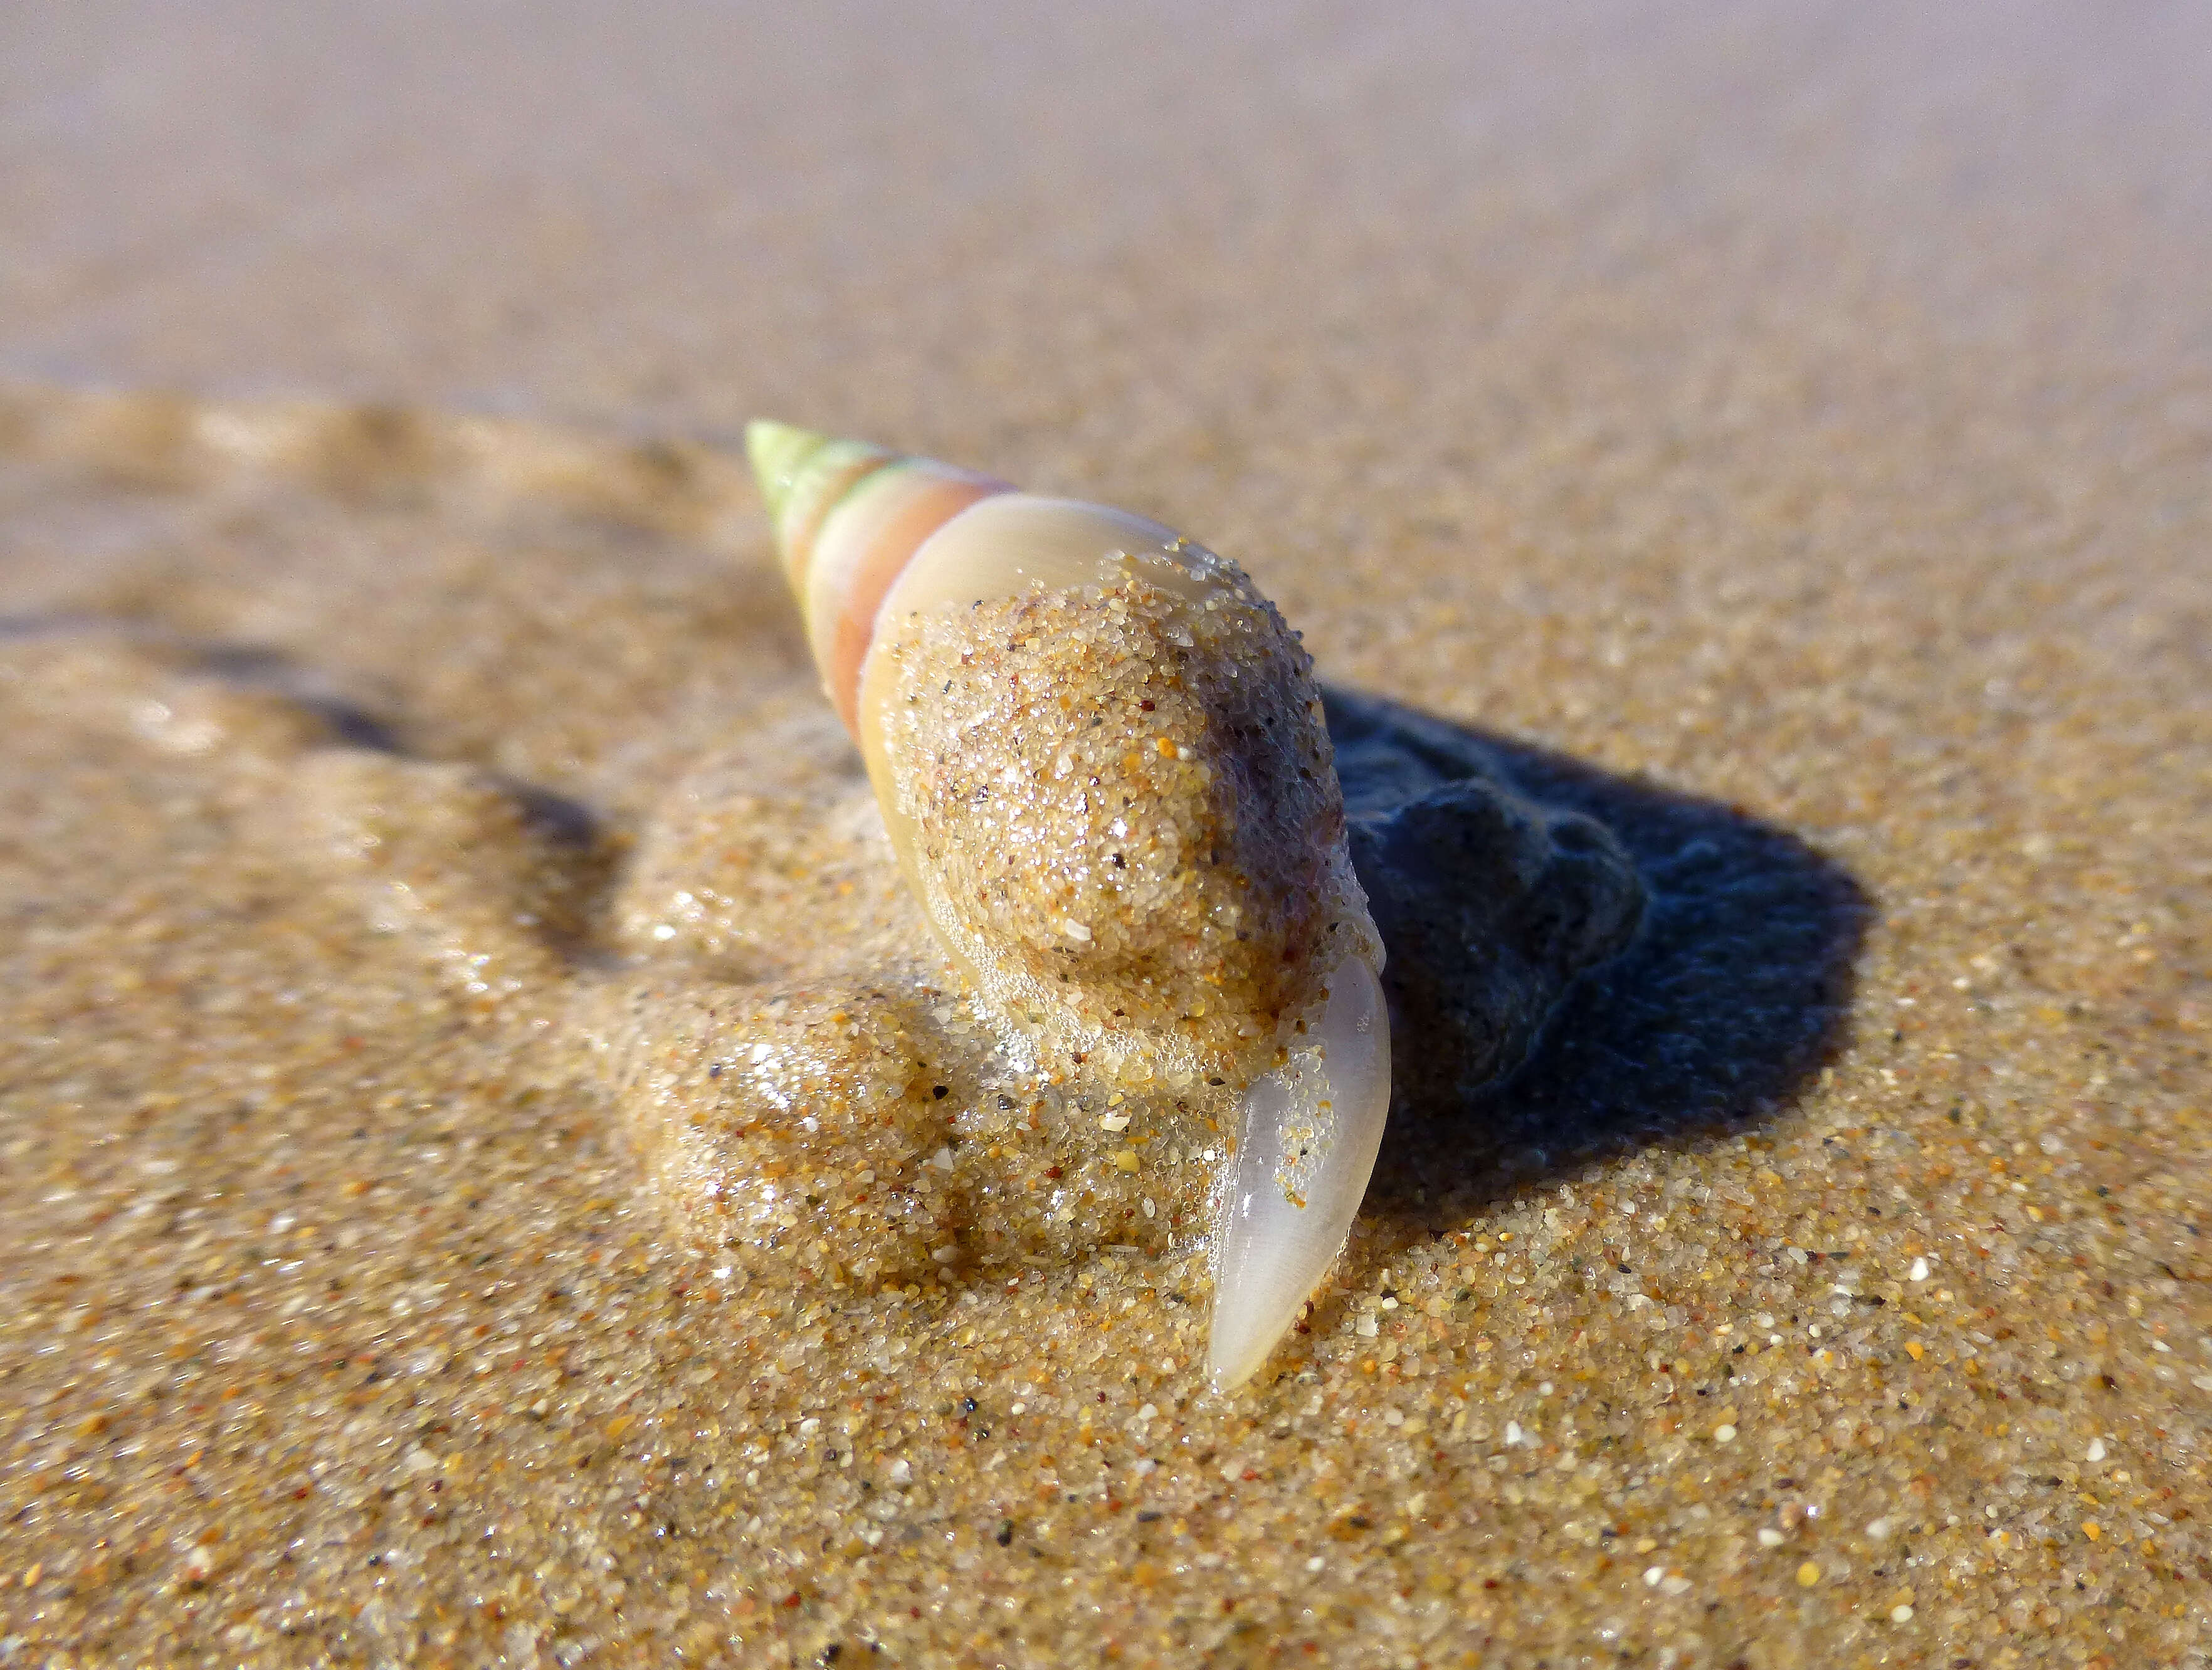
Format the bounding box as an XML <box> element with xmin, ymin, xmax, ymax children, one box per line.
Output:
<box><xmin>749</xmin><ymin>422</ymin><xmax>1392</xmax><ymax>1388</ymax></box>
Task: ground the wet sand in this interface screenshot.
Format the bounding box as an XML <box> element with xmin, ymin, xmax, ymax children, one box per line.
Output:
<box><xmin>3</xmin><ymin>6</ymin><xmax>2209</xmax><ymax>1666</ymax></box>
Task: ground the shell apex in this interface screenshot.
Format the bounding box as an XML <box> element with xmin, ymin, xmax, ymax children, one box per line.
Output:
<box><xmin>744</xmin><ymin>419</ymin><xmax>831</xmax><ymax>528</ymax></box>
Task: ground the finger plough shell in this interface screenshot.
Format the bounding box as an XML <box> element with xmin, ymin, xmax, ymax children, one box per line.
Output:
<box><xmin>749</xmin><ymin>422</ymin><xmax>1393</xmax><ymax>1388</ymax></box>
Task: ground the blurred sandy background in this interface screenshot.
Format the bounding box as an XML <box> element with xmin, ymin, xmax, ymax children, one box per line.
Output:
<box><xmin>3</xmin><ymin>4</ymin><xmax>2209</xmax><ymax>1666</ymax></box>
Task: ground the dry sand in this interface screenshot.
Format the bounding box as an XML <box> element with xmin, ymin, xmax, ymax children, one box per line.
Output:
<box><xmin>2</xmin><ymin>4</ymin><xmax>2209</xmax><ymax>1666</ymax></box>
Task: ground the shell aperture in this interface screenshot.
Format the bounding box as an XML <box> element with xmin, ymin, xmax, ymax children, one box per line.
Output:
<box><xmin>747</xmin><ymin>420</ymin><xmax>1391</xmax><ymax>1389</ymax></box>
<box><xmin>1208</xmin><ymin>953</ymin><xmax>1393</xmax><ymax>1390</ymax></box>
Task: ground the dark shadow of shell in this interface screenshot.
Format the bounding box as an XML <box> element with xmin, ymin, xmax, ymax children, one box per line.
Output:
<box><xmin>1295</xmin><ymin>686</ymin><xmax>1870</xmax><ymax>1358</ymax></box>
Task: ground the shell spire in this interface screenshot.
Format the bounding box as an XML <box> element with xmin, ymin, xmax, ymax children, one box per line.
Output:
<box><xmin>745</xmin><ymin>420</ymin><xmax>1006</xmax><ymax>732</ymax></box>
<box><xmin>749</xmin><ymin>421</ymin><xmax>1392</xmax><ymax>1391</ymax></box>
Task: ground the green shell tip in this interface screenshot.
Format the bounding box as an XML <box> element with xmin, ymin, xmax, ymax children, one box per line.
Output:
<box><xmin>745</xmin><ymin>419</ymin><xmax>832</xmax><ymax>525</ymax></box>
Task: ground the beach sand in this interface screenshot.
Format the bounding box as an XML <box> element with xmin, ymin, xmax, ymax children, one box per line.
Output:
<box><xmin>2</xmin><ymin>5</ymin><xmax>2208</xmax><ymax>1664</ymax></box>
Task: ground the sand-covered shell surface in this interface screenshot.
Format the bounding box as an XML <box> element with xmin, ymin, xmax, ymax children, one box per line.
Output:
<box><xmin>749</xmin><ymin>423</ymin><xmax>1393</xmax><ymax>1388</ymax></box>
